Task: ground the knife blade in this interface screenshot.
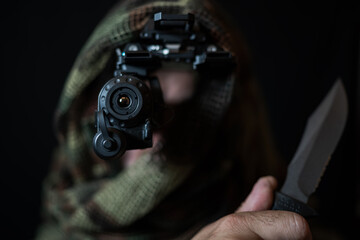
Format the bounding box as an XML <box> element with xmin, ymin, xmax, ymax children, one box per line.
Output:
<box><xmin>272</xmin><ymin>79</ymin><xmax>348</xmax><ymax>217</ymax></box>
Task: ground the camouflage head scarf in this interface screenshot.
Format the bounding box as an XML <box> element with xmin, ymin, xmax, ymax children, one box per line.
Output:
<box><xmin>36</xmin><ymin>0</ymin><xmax>281</xmax><ymax>239</ymax></box>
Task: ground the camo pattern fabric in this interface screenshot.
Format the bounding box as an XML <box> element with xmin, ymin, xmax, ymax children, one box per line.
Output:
<box><xmin>36</xmin><ymin>0</ymin><xmax>280</xmax><ymax>239</ymax></box>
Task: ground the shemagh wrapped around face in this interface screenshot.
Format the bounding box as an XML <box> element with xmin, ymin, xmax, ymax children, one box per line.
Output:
<box><xmin>36</xmin><ymin>0</ymin><xmax>246</xmax><ymax>239</ymax></box>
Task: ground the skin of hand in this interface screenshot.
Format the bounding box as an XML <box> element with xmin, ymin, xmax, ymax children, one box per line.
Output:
<box><xmin>192</xmin><ymin>176</ymin><xmax>312</xmax><ymax>240</ymax></box>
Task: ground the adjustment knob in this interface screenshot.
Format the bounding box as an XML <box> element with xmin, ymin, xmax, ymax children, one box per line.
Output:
<box><xmin>102</xmin><ymin>139</ymin><xmax>115</xmax><ymax>150</ymax></box>
<box><xmin>93</xmin><ymin>131</ymin><xmax>126</xmax><ymax>160</ymax></box>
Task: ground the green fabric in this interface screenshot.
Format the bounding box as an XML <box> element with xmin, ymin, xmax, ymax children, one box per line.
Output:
<box><xmin>36</xmin><ymin>0</ymin><xmax>262</xmax><ymax>239</ymax></box>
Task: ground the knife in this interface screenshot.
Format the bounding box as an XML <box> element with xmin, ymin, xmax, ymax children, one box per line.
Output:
<box><xmin>272</xmin><ymin>79</ymin><xmax>348</xmax><ymax>217</ymax></box>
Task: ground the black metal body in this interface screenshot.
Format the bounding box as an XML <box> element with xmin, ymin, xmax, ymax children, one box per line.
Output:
<box><xmin>93</xmin><ymin>12</ymin><xmax>235</xmax><ymax>160</ymax></box>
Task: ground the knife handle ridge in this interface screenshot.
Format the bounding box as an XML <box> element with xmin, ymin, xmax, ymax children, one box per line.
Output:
<box><xmin>272</xmin><ymin>192</ymin><xmax>318</xmax><ymax>218</ymax></box>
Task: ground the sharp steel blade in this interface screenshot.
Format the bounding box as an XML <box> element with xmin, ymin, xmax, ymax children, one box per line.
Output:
<box><xmin>281</xmin><ymin>79</ymin><xmax>348</xmax><ymax>203</ymax></box>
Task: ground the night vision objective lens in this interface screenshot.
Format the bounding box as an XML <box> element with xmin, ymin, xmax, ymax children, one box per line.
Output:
<box><xmin>118</xmin><ymin>94</ymin><xmax>131</xmax><ymax>108</ymax></box>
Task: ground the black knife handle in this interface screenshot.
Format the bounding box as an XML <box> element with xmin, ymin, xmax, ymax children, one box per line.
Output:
<box><xmin>272</xmin><ymin>192</ymin><xmax>318</xmax><ymax>218</ymax></box>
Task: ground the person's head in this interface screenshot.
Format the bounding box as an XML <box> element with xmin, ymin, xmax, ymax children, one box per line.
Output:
<box><xmin>38</xmin><ymin>1</ymin><xmax>284</xmax><ymax>238</ymax></box>
<box><xmin>56</xmin><ymin>0</ymin><xmax>282</xmax><ymax>195</ymax></box>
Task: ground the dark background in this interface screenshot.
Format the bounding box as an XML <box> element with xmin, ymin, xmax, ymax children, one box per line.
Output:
<box><xmin>1</xmin><ymin>0</ymin><xmax>359</xmax><ymax>239</ymax></box>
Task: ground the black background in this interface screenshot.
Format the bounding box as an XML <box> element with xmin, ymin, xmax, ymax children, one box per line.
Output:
<box><xmin>1</xmin><ymin>0</ymin><xmax>359</xmax><ymax>239</ymax></box>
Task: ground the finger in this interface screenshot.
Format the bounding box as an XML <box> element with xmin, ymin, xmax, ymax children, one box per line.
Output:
<box><xmin>192</xmin><ymin>210</ymin><xmax>312</xmax><ymax>240</ymax></box>
<box><xmin>236</xmin><ymin>211</ymin><xmax>312</xmax><ymax>240</ymax></box>
<box><xmin>236</xmin><ymin>176</ymin><xmax>277</xmax><ymax>212</ymax></box>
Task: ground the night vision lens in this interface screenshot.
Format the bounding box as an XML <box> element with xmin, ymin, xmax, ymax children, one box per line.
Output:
<box><xmin>117</xmin><ymin>94</ymin><xmax>131</xmax><ymax>108</ymax></box>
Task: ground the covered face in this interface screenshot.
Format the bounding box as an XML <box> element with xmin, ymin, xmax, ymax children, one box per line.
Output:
<box><xmin>36</xmin><ymin>0</ymin><xmax>281</xmax><ymax>239</ymax></box>
<box><xmin>93</xmin><ymin>11</ymin><xmax>236</xmax><ymax>161</ymax></box>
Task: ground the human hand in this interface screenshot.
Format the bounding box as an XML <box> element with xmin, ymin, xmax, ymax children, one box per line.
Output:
<box><xmin>192</xmin><ymin>176</ymin><xmax>312</xmax><ymax>240</ymax></box>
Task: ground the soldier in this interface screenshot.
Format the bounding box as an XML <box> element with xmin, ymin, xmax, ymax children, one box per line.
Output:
<box><xmin>36</xmin><ymin>0</ymin><xmax>311</xmax><ymax>239</ymax></box>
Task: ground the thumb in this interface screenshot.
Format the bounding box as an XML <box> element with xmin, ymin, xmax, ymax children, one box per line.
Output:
<box><xmin>236</xmin><ymin>176</ymin><xmax>277</xmax><ymax>212</ymax></box>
